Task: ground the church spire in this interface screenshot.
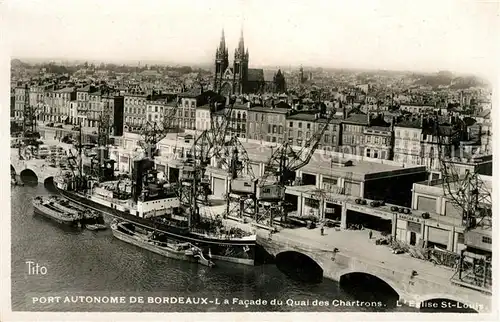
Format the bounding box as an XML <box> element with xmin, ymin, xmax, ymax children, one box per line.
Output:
<box><xmin>219</xmin><ymin>28</ymin><xmax>226</xmax><ymax>51</ymax></box>
<box><xmin>238</xmin><ymin>27</ymin><xmax>245</xmax><ymax>53</ymax></box>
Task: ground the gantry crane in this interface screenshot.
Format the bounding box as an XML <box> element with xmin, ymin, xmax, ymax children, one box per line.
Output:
<box><xmin>217</xmin><ymin>135</ymin><xmax>257</xmax><ymax>219</ymax></box>
<box><xmin>17</xmin><ymin>84</ymin><xmax>42</xmax><ymax>160</ymax></box>
<box><xmin>435</xmin><ymin>117</ymin><xmax>492</xmax><ymax>293</ymax></box>
<box><xmin>176</xmin><ymin>99</ymin><xmax>233</xmax><ymax>228</ymax></box>
<box><xmin>139</xmin><ymin>104</ymin><xmax>179</xmax><ymax>159</ymax></box>
<box><xmin>255</xmin><ymin>110</ymin><xmax>337</xmax><ymax>227</ymax></box>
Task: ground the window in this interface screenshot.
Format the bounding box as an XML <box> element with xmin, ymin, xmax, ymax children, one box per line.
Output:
<box><xmin>279</xmin><ymin>125</ymin><xmax>283</xmax><ymax>134</ymax></box>
<box><xmin>273</xmin><ymin>125</ymin><xmax>277</xmax><ymax>133</ymax></box>
<box><xmin>307</xmin><ymin>123</ymin><xmax>311</xmax><ymax>129</ymax></box>
<box><xmin>298</xmin><ymin>122</ymin><xmax>302</xmax><ymax>128</ymax></box>
<box><xmin>272</xmin><ymin>136</ymin><xmax>276</xmax><ymax>142</ymax></box>
<box><xmin>366</xmin><ymin>149</ymin><xmax>371</xmax><ymax>157</ymax></box>
<box><xmin>373</xmin><ymin>150</ymin><xmax>379</xmax><ymax>159</ymax></box>
<box><xmin>268</xmin><ymin>124</ymin><xmax>271</xmax><ymax>133</ymax></box>
<box><xmin>289</xmin><ymin>129</ymin><xmax>293</xmax><ymax>137</ymax></box>
<box><xmin>242</xmin><ymin>112</ymin><xmax>246</xmax><ymax>119</ymax></box>
<box><xmin>298</xmin><ymin>131</ymin><xmax>303</xmax><ymax>137</ymax></box>
<box><xmin>482</xmin><ymin>236</ymin><xmax>492</xmax><ymax>244</ymax></box>
<box><xmin>289</xmin><ymin>122</ymin><xmax>293</xmax><ymax>127</ymax></box>
<box><xmin>324</xmin><ymin>134</ymin><xmax>329</xmax><ymax>143</ymax></box>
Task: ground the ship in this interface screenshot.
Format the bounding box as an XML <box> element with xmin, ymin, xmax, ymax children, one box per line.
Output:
<box><xmin>32</xmin><ymin>195</ymin><xmax>83</xmax><ymax>227</ymax></box>
<box><xmin>111</xmin><ymin>220</ymin><xmax>214</xmax><ymax>267</ymax></box>
<box><xmin>54</xmin><ymin>153</ymin><xmax>256</xmax><ymax>266</ymax></box>
<box><xmin>33</xmin><ymin>195</ymin><xmax>107</xmax><ymax>229</ymax></box>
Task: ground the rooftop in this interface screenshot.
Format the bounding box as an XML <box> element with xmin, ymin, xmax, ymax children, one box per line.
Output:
<box><xmin>56</xmin><ymin>87</ymin><xmax>75</xmax><ymax>93</ymax></box>
<box><xmin>395</xmin><ymin>119</ymin><xmax>421</xmax><ymax>129</ymax></box>
<box><xmin>248</xmin><ymin>106</ymin><xmax>289</xmax><ymax>114</ymax></box>
<box><xmin>343</xmin><ymin>113</ymin><xmax>369</xmax><ymax>125</ymax></box>
<box><xmin>248</xmin><ymin>68</ymin><xmax>265</xmax><ymax>82</ymax></box>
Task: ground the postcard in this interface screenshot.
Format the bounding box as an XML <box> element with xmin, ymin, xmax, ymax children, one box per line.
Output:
<box><xmin>2</xmin><ymin>0</ymin><xmax>498</xmax><ymax>321</ymax></box>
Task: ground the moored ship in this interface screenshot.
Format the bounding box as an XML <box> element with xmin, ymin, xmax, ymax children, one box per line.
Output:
<box><xmin>32</xmin><ymin>195</ymin><xmax>83</xmax><ymax>227</ymax></box>
<box><xmin>55</xmin><ymin>157</ymin><xmax>256</xmax><ymax>266</ymax></box>
<box><xmin>111</xmin><ymin>221</ymin><xmax>214</xmax><ymax>267</ymax></box>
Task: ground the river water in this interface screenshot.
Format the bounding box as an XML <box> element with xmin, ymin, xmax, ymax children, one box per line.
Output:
<box><xmin>11</xmin><ymin>183</ymin><xmax>418</xmax><ymax>313</ymax></box>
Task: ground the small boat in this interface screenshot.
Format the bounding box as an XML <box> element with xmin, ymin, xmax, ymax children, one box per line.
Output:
<box><xmin>32</xmin><ymin>196</ymin><xmax>83</xmax><ymax>227</ymax></box>
<box><xmin>111</xmin><ymin>221</ymin><xmax>215</xmax><ymax>267</ymax></box>
<box><xmin>86</xmin><ymin>223</ymin><xmax>108</xmax><ymax>231</ymax></box>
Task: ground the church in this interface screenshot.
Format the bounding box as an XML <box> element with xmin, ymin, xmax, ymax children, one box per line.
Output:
<box><xmin>213</xmin><ymin>29</ymin><xmax>286</xmax><ymax>95</ymax></box>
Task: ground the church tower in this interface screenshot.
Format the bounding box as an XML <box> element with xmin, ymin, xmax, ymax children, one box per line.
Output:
<box><xmin>233</xmin><ymin>28</ymin><xmax>249</xmax><ymax>94</ymax></box>
<box><xmin>214</xmin><ymin>29</ymin><xmax>229</xmax><ymax>93</ymax></box>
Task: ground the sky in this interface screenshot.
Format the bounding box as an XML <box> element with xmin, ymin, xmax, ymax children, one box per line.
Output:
<box><xmin>6</xmin><ymin>0</ymin><xmax>500</xmax><ymax>78</ymax></box>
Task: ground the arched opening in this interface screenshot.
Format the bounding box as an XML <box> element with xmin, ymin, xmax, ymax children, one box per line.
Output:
<box><xmin>339</xmin><ymin>272</ymin><xmax>400</xmax><ymax>308</ymax></box>
<box><xmin>44</xmin><ymin>176</ymin><xmax>57</xmax><ymax>192</ymax></box>
<box><xmin>20</xmin><ymin>169</ymin><xmax>38</xmax><ymax>185</ymax></box>
<box><xmin>420</xmin><ymin>298</ymin><xmax>479</xmax><ymax>313</ymax></box>
<box><xmin>275</xmin><ymin>251</ymin><xmax>323</xmax><ymax>283</ymax></box>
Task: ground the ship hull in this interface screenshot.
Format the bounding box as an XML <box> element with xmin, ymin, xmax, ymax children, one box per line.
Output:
<box><xmin>57</xmin><ymin>187</ymin><xmax>255</xmax><ymax>265</ymax></box>
<box><xmin>111</xmin><ymin>224</ymin><xmax>212</xmax><ymax>266</ymax></box>
<box><xmin>33</xmin><ymin>202</ymin><xmax>81</xmax><ymax>227</ymax></box>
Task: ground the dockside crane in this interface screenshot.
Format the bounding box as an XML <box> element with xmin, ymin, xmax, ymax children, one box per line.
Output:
<box><xmin>217</xmin><ymin>135</ymin><xmax>257</xmax><ymax>219</ymax></box>
<box><xmin>17</xmin><ymin>84</ymin><xmax>42</xmax><ymax>160</ymax></box>
<box><xmin>139</xmin><ymin>104</ymin><xmax>179</xmax><ymax>159</ymax></box>
<box><xmin>256</xmin><ymin>110</ymin><xmax>337</xmax><ymax>227</ymax></box>
<box><xmin>186</xmin><ymin>101</ymin><xmax>234</xmax><ymax>197</ymax></box>
<box><xmin>435</xmin><ymin>117</ymin><xmax>492</xmax><ymax>293</ymax></box>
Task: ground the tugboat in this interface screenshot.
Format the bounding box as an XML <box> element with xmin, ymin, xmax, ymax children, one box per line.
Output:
<box><xmin>111</xmin><ymin>220</ymin><xmax>214</xmax><ymax>267</ymax></box>
<box><xmin>32</xmin><ymin>196</ymin><xmax>83</xmax><ymax>227</ymax></box>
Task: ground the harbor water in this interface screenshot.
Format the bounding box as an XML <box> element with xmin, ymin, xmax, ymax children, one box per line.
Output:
<box><xmin>11</xmin><ymin>183</ymin><xmax>417</xmax><ymax>312</ymax></box>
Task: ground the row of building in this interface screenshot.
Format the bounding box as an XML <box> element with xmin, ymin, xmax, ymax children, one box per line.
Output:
<box><xmin>12</xmin><ymin>81</ymin><xmax>492</xmax><ymax>179</ymax></box>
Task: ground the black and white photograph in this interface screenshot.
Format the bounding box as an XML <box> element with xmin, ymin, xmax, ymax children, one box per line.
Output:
<box><xmin>2</xmin><ymin>0</ymin><xmax>498</xmax><ymax>320</ymax></box>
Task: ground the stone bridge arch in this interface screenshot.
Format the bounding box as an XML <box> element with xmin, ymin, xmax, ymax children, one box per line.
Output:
<box><xmin>20</xmin><ymin>168</ymin><xmax>39</xmax><ymax>184</ymax></box>
<box><xmin>275</xmin><ymin>250</ymin><xmax>324</xmax><ymax>283</ymax></box>
<box><xmin>338</xmin><ymin>269</ymin><xmax>403</xmax><ymax>301</ymax></box>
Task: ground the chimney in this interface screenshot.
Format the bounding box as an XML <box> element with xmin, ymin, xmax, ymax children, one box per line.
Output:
<box><xmin>247</xmin><ymin>102</ymin><xmax>251</xmax><ymax>108</ymax></box>
<box><xmin>367</xmin><ymin>112</ymin><xmax>371</xmax><ymax>124</ymax></box>
<box><xmin>420</xmin><ymin>114</ymin><xmax>424</xmax><ymax>128</ymax></box>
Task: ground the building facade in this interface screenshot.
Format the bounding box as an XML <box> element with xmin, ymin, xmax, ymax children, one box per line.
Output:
<box><xmin>212</xmin><ymin>29</ymin><xmax>286</xmax><ymax>95</ymax></box>
<box><xmin>123</xmin><ymin>93</ymin><xmax>147</xmax><ymax>133</ymax></box>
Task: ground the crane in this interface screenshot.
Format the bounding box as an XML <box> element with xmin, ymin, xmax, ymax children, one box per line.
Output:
<box><xmin>435</xmin><ymin>117</ymin><xmax>492</xmax><ymax>293</ymax></box>
<box><xmin>435</xmin><ymin>117</ymin><xmax>491</xmax><ymax>230</ymax></box>
<box><xmin>218</xmin><ymin>135</ymin><xmax>257</xmax><ymax>219</ymax></box>
<box><xmin>176</xmin><ymin>99</ymin><xmax>233</xmax><ymax>227</ymax></box>
<box><xmin>139</xmin><ymin>102</ymin><xmax>179</xmax><ymax>159</ymax></box>
<box><xmin>256</xmin><ymin>110</ymin><xmax>337</xmax><ymax>227</ymax></box>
